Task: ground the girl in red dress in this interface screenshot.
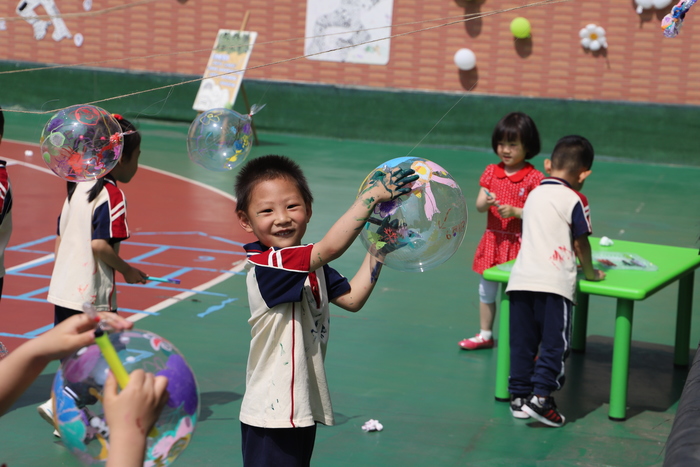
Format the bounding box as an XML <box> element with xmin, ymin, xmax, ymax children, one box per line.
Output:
<box><xmin>459</xmin><ymin>112</ymin><xmax>544</xmax><ymax>350</ymax></box>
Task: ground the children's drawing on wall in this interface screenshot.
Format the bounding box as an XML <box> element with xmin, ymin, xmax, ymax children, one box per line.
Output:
<box><xmin>304</xmin><ymin>0</ymin><xmax>393</xmax><ymax>65</ymax></box>
<box><xmin>15</xmin><ymin>0</ymin><xmax>86</xmax><ymax>46</ymax></box>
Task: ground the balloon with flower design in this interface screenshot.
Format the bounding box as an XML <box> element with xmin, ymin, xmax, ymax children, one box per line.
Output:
<box><xmin>52</xmin><ymin>329</ymin><xmax>199</xmax><ymax>466</ymax></box>
<box><xmin>40</xmin><ymin>105</ymin><xmax>125</xmax><ymax>182</ymax></box>
<box><xmin>186</xmin><ymin>104</ymin><xmax>264</xmax><ymax>171</ymax></box>
<box><xmin>358</xmin><ymin>156</ymin><xmax>468</xmax><ymax>272</ymax></box>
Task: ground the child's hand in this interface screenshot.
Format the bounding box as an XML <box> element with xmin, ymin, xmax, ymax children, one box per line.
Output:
<box><xmin>123</xmin><ymin>266</ymin><xmax>148</xmax><ymax>284</ymax></box>
<box><xmin>32</xmin><ymin>312</ymin><xmax>133</xmax><ymax>361</ymax></box>
<box><xmin>497</xmin><ymin>204</ymin><xmax>519</xmax><ymax>219</ymax></box>
<box><xmin>364</xmin><ymin>167</ymin><xmax>418</xmax><ymax>203</ymax></box>
<box><xmin>374</xmin><ymin>217</ymin><xmax>408</xmax><ymax>260</ymax></box>
<box><xmin>587</xmin><ymin>269</ymin><xmax>606</xmax><ymax>282</ymax></box>
<box><xmin>103</xmin><ymin>370</ymin><xmax>169</xmax><ymax>437</ymax></box>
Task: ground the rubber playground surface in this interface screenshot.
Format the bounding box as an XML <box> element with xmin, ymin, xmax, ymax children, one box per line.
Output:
<box><xmin>0</xmin><ymin>119</ymin><xmax>699</xmax><ymax>466</ymax></box>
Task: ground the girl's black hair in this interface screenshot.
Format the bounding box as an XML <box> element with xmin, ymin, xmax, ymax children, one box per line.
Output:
<box><xmin>67</xmin><ymin>115</ymin><xmax>141</xmax><ymax>202</ymax></box>
<box><xmin>491</xmin><ymin>112</ymin><xmax>541</xmax><ymax>160</ymax></box>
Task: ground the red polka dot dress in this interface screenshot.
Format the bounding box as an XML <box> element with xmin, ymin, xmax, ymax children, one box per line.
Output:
<box><xmin>472</xmin><ymin>162</ymin><xmax>544</xmax><ymax>275</ymax></box>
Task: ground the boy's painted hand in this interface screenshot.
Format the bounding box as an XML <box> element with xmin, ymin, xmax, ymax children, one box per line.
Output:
<box><xmin>365</xmin><ymin>167</ymin><xmax>418</xmax><ymax>203</ymax></box>
<box><xmin>375</xmin><ymin>217</ymin><xmax>409</xmax><ymax>259</ymax></box>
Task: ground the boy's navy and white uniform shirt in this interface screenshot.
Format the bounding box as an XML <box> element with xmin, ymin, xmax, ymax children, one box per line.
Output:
<box><xmin>48</xmin><ymin>178</ymin><xmax>130</xmax><ymax>312</ymax></box>
<box><xmin>506</xmin><ymin>177</ymin><xmax>592</xmax><ymax>302</ymax></box>
<box><xmin>0</xmin><ymin>161</ymin><xmax>13</xmax><ymax>277</ymax></box>
<box><xmin>239</xmin><ymin>241</ymin><xmax>351</xmax><ymax>429</ymax></box>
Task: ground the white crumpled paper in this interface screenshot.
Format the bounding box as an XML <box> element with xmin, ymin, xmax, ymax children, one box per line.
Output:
<box><xmin>361</xmin><ymin>419</ymin><xmax>383</xmax><ymax>432</ymax></box>
<box><xmin>599</xmin><ymin>236</ymin><xmax>614</xmax><ymax>247</ymax></box>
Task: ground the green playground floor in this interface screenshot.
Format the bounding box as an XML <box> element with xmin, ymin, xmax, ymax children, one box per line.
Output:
<box><xmin>2</xmin><ymin>116</ymin><xmax>700</xmax><ymax>466</ymax></box>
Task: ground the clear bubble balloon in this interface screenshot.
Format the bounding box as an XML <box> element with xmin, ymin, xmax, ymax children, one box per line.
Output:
<box><xmin>187</xmin><ymin>108</ymin><xmax>253</xmax><ymax>171</ymax></box>
<box><xmin>40</xmin><ymin>105</ymin><xmax>123</xmax><ymax>182</ymax></box>
<box><xmin>358</xmin><ymin>157</ymin><xmax>468</xmax><ymax>273</ymax></box>
<box><xmin>52</xmin><ymin>329</ymin><xmax>199</xmax><ymax>466</ymax></box>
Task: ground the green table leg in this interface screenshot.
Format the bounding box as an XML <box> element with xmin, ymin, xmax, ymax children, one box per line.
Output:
<box><xmin>495</xmin><ymin>283</ymin><xmax>510</xmax><ymax>401</ymax></box>
<box><xmin>572</xmin><ymin>291</ymin><xmax>589</xmax><ymax>352</ymax></box>
<box><xmin>609</xmin><ymin>298</ymin><xmax>634</xmax><ymax>421</ymax></box>
<box><xmin>674</xmin><ymin>272</ymin><xmax>694</xmax><ymax>367</ymax></box>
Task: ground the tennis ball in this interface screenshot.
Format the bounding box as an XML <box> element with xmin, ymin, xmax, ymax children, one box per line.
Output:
<box><xmin>510</xmin><ymin>17</ymin><xmax>531</xmax><ymax>39</ymax></box>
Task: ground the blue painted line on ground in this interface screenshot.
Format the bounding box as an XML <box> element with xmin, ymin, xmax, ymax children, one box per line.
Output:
<box><xmin>10</xmin><ymin>249</ymin><xmax>53</xmax><ymax>255</ymax></box>
<box><xmin>120</xmin><ymin>283</ymin><xmax>228</xmax><ymax>296</ymax></box>
<box><xmin>119</xmin><ymin>308</ymin><xmax>160</xmax><ymax>316</ymax></box>
<box><xmin>7</xmin><ymin>235</ymin><xmax>55</xmax><ymax>250</ymax></box>
<box><xmin>2</xmin><ymin>296</ymin><xmax>49</xmax><ymax>303</ymax></box>
<box><xmin>9</xmin><ymin>286</ymin><xmax>50</xmax><ymax>299</ymax></box>
<box><xmin>131</xmin><ymin>231</ymin><xmax>208</xmax><ymax>237</ymax></box>
<box><xmin>208</xmin><ymin>235</ymin><xmax>247</xmax><ymax>247</ymax></box>
<box><xmin>128</xmin><ymin>245</ymin><xmax>170</xmax><ymax>262</ymax></box>
<box><xmin>0</xmin><ymin>324</ymin><xmax>54</xmax><ymax>339</ymax></box>
<box><xmin>7</xmin><ymin>257</ymin><xmax>54</xmax><ymax>273</ymax></box>
<box><xmin>6</xmin><ymin>272</ymin><xmax>51</xmax><ymax>279</ymax></box>
<box><xmin>125</xmin><ymin>242</ymin><xmax>245</xmax><ymax>255</ymax></box>
<box><xmin>198</xmin><ymin>297</ymin><xmax>238</xmax><ymax>318</ymax></box>
<box><xmin>130</xmin><ymin>260</ymin><xmax>244</xmax><ymax>274</ymax></box>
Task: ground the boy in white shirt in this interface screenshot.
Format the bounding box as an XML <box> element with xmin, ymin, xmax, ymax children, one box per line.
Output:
<box><xmin>234</xmin><ymin>155</ymin><xmax>416</xmax><ymax>466</ymax></box>
<box><xmin>506</xmin><ymin>135</ymin><xmax>605</xmax><ymax>427</ymax></box>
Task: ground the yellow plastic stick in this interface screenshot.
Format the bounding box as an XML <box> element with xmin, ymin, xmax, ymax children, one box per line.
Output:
<box><xmin>94</xmin><ymin>329</ymin><xmax>129</xmax><ymax>389</ymax></box>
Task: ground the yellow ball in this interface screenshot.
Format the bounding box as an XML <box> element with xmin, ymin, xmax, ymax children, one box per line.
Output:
<box><xmin>510</xmin><ymin>17</ymin><xmax>531</xmax><ymax>39</ymax></box>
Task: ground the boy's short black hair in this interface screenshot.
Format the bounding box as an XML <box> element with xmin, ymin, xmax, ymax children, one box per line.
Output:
<box><xmin>235</xmin><ymin>155</ymin><xmax>313</xmax><ymax>214</ymax></box>
<box><xmin>491</xmin><ymin>112</ymin><xmax>541</xmax><ymax>160</ymax></box>
<box><xmin>550</xmin><ymin>135</ymin><xmax>594</xmax><ymax>174</ymax></box>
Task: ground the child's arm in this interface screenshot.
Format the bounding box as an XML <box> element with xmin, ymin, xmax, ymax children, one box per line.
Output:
<box><xmin>309</xmin><ymin>167</ymin><xmax>417</xmax><ymax>272</ymax></box>
<box><xmin>332</xmin><ymin>252</ymin><xmax>383</xmax><ymax>312</ymax></box>
<box><xmin>574</xmin><ymin>234</ymin><xmax>605</xmax><ymax>281</ymax></box>
<box><xmin>92</xmin><ymin>239</ymin><xmax>148</xmax><ymax>284</ymax></box>
<box><xmin>0</xmin><ymin>313</ymin><xmax>133</xmax><ymax>417</ymax></box>
<box><xmin>475</xmin><ymin>187</ymin><xmax>498</xmax><ymax>213</ymax></box>
<box><xmin>104</xmin><ymin>370</ymin><xmax>169</xmax><ymax>467</ymax></box>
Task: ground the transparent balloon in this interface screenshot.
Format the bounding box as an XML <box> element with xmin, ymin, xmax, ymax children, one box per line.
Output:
<box><xmin>40</xmin><ymin>105</ymin><xmax>123</xmax><ymax>182</ymax></box>
<box><xmin>358</xmin><ymin>157</ymin><xmax>468</xmax><ymax>273</ymax></box>
<box><xmin>52</xmin><ymin>329</ymin><xmax>199</xmax><ymax>466</ymax></box>
<box><xmin>187</xmin><ymin>108</ymin><xmax>254</xmax><ymax>171</ymax></box>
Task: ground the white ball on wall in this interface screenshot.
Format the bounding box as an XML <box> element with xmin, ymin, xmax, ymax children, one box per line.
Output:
<box><xmin>454</xmin><ymin>48</ymin><xmax>476</xmax><ymax>71</ymax></box>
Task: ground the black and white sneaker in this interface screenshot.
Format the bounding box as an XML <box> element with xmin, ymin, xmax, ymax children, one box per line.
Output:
<box><xmin>522</xmin><ymin>395</ymin><xmax>565</xmax><ymax>427</ymax></box>
<box><xmin>510</xmin><ymin>395</ymin><xmax>530</xmax><ymax>419</ymax></box>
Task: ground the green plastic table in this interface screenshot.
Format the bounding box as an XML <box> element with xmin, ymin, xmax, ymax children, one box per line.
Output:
<box><xmin>482</xmin><ymin>237</ymin><xmax>700</xmax><ymax>421</ymax></box>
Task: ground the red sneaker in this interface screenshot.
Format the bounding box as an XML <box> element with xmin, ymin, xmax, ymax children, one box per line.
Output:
<box><xmin>458</xmin><ymin>334</ymin><xmax>494</xmax><ymax>350</ymax></box>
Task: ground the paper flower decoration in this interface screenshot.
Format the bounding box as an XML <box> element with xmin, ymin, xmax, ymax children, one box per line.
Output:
<box><xmin>635</xmin><ymin>0</ymin><xmax>673</xmax><ymax>14</ymax></box>
<box><xmin>579</xmin><ymin>24</ymin><xmax>608</xmax><ymax>51</ymax></box>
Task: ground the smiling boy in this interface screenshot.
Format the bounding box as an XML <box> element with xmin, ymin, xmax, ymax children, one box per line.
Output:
<box><xmin>234</xmin><ymin>155</ymin><xmax>416</xmax><ymax>466</ymax></box>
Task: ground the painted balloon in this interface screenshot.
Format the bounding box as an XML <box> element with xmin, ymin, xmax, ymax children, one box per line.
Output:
<box><xmin>52</xmin><ymin>329</ymin><xmax>199</xmax><ymax>466</ymax></box>
<box><xmin>187</xmin><ymin>108</ymin><xmax>253</xmax><ymax>171</ymax></box>
<box><xmin>358</xmin><ymin>157</ymin><xmax>468</xmax><ymax>272</ymax></box>
<box><xmin>40</xmin><ymin>105</ymin><xmax>123</xmax><ymax>182</ymax></box>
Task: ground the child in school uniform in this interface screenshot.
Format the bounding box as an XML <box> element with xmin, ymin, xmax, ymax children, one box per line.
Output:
<box><xmin>506</xmin><ymin>135</ymin><xmax>605</xmax><ymax>427</ymax></box>
<box><xmin>37</xmin><ymin>115</ymin><xmax>148</xmax><ymax>431</ymax></box>
<box><xmin>234</xmin><ymin>155</ymin><xmax>416</xmax><ymax>466</ymax></box>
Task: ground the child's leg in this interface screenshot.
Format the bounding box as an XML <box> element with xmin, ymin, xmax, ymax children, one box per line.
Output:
<box><xmin>459</xmin><ymin>277</ymin><xmax>498</xmax><ymax>349</ymax></box>
<box><xmin>508</xmin><ymin>291</ymin><xmax>539</xmax><ymax>397</ymax></box>
<box><xmin>241</xmin><ymin>422</ymin><xmax>317</xmax><ymax>467</ymax></box>
<box><xmin>54</xmin><ymin>305</ymin><xmax>81</xmax><ymax>327</ymax></box>
<box><xmin>531</xmin><ymin>293</ymin><xmax>573</xmax><ymax>396</ymax></box>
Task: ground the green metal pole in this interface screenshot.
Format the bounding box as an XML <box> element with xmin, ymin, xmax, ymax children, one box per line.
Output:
<box><xmin>572</xmin><ymin>291</ymin><xmax>589</xmax><ymax>352</ymax></box>
<box><xmin>674</xmin><ymin>271</ymin><xmax>694</xmax><ymax>367</ymax></box>
<box><xmin>609</xmin><ymin>298</ymin><xmax>634</xmax><ymax>421</ymax></box>
<box><xmin>495</xmin><ymin>283</ymin><xmax>510</xmax><ymax>401</ymax></box>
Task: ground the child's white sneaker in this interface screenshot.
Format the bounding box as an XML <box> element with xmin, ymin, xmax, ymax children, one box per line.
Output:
<box><xmin>37</xmin><ymin>399</ymin><xmax>55</xmax><ymax>427</ymax></box>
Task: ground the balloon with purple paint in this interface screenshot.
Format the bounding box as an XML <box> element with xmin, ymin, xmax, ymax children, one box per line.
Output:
<box><xmin>358</xmin><ymin>156</ymin><xmax>468</xmax><ymax>272</ymax></box>
<box><xmin>52</xmin><ymin>329</ymin><xmax>199</xmax><ymax>466</ymax></box>
<box><xmin>40</xmin><ymin>105</ymin><xmax>124</xmax><ymax>182</ymax></box>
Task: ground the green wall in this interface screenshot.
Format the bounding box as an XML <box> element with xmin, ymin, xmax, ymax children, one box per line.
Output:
<box><xmin>1</xmin><ymin>60</ymin><xmax>698</xmax><ymax>166</ymax></box>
